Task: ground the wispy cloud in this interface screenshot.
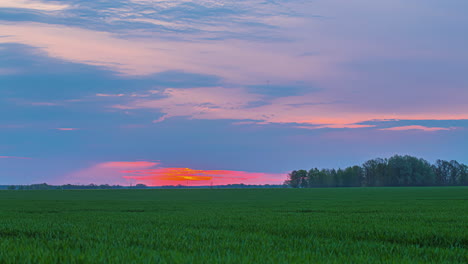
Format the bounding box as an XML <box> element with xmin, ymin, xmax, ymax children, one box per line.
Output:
<box><xmin>0</xmin><ymin>0</ymin><xmax>69</xmax><ymax>11</ymax></box>
<box><xmin>296</xmin><ymin>124</ymin><xmax>376</xmax><ymax>130</ymax></box>
<box><xmin>96</xmin><ymin>93</ymin><xmax>125</xmax><ymax>97</ymax></box>
<box><xmin>55</xmin><ymin>128</ymin><xmax>79</xmax><ymax>131</ymax></box>
<box><xmin>0</xmin><ymin>21</ymin><xmax>327</xmax><ymax>82</ymax></box>
<box><xmin>379</xmin><ymin>125</ymin><xmax>456</xmax><ymax>132</ymax></box>
<box><xmin>29</xmin><ymin>102</ymin><xmax>59</xmax><ymax>106</ymax></box>
<box><xmin>113</xmin><ymin>87</ymin><xmax>468</xmax><ymax>129</ymax></box>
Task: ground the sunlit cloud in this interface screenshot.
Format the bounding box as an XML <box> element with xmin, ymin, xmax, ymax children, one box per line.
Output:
<box><xmin>116</xmin><ymin>87</ymin><xmax>468</xmax><ymax>128</ymax></box>
<box><xmin>0</xmin><ymin>22</ymin><xmax>330</xmax><ymax>83</ymax></box>
<box><xmin>0</xmin><ymin>0</ymin><xmax>69</xmax><ymax>11</ymax></box>
<box><xmin>379</xmin><ymin>125</ymin><xmax>456</xmax><ymax>132</ymax></box>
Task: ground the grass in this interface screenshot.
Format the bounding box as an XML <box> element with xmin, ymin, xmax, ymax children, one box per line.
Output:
<box><xmin>0</xmin><ymin>187</ymin><xmax>467</xmax><ymax>263</ymax></box>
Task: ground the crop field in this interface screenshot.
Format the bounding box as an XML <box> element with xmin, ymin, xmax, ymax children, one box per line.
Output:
<box><xmin>0</xmin><ymin>187</ymin><xmax>467</xmax><ymax>263</ymax></box>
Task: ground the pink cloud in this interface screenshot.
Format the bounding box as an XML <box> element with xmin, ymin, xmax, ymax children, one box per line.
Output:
<box><xmin>118</xmin><ymin>87</ymin><xmax>468</xmax><ymax>128</ymax></box>
<box><xmin>0</xmin><ymin>0</ymin><xmax>69</xmax><ymax>11</ymax></box>
<box><xmin>296</xmin><ymin>124</ymin><xmax>376</xmax><ymax>129</ymax></box>
<box><xmin>379</xmin><ymin>125</ymin><xmax>455</xmax><ymax>132</ymax></box>
<box><xmin>0</xmin><ymin>22</ymin><xmax>330</xmax><ymax>83</ymax></box>
<box><xmin>3</xmin><ymin>19</ymin><xmax>467</xmax><ymax>129</ymax></box>
<box><xmin>59</xmin><ymin>161</ymin><xmax>159</xmax><ymax>185</ymax></box>
<box><xmin>122</xmin><ymin>167</ymin><xmax>285</xmax><ymax>186</ymax></box>
<box><xmin>98</xmin><ymin>161</ymin><xmax>159</xmax><ymax>168</ymax></box>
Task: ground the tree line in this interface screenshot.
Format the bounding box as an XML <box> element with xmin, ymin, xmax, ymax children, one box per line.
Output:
<box><xmin>284</xmin><ymin>155</ymin><xmax>468</xmax><ymax>188</ymax></box>
<box><xmin>6</xmin><ymin>183</ymin><xmax>149</xmax><ymax>190</ymax></box>
<box><xmin>4</xmin><ymin>183</ymin><xmax>285</xmax><ymax>190</ymax></box>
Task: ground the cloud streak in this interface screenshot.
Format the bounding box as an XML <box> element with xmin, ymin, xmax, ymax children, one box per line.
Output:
<box><xmin>55</xmin><ymin>128</ymin><xmax>79</xmax><ymax>131</ymax></box>
<box><xmin>379</xmin><ymin>125</ymin><xmax>456</xmax><ymax>132</ymax></box>
<box><xmin>113</xmin><ymin>87</ymin><xmax>468</xmax><ymax>129</ymax></box>
<box><xmin>0</xmin><ymin>0</ymin><xmax>69</xmax><ymax>11</ymax></box>
<box><xmin>0</xmin><ymin>21</ymin><xmax>328</xmax><ymax>83</ymax></box>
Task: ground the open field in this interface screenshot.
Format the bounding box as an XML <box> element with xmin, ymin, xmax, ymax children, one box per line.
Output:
<box><xmin>0</xmin><ymin>187</ymin><xmax>467</xmax><ymax>263</ymax></box>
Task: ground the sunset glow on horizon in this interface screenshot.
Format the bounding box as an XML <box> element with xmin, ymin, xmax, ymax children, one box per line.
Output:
<box><xmin>122</xmin><ymin>167</ymin><xmax>285</xmax><ymax>186</ymax></box>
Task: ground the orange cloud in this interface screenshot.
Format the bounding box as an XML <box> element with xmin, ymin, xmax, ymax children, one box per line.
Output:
<box><xmin>122</xmin><ymin>167</ymin><xmax>285</xmax><ymax>186</ymax></box>
<box><xmin>379</xmin><ymin>125</ymin><xmax>455</xmax><ymax>132</ymax></box>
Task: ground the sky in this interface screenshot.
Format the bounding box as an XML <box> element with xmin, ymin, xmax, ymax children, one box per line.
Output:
<box><xmin>1</xmin><ymin>0</ymin><xmax>467</xmax><ymax>186</ymax></box>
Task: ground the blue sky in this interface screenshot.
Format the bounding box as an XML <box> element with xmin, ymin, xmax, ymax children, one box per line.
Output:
<box><xmin>1</xmin><ymin>0</ymin><xmax>467</xmax><ymax>185</ymax></box>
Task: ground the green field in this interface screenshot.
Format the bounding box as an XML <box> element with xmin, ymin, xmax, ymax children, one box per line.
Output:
<box><xmin>0</xmin><ymin>187</ymin><xmax>467</xmax><ymax>263</ymax></box>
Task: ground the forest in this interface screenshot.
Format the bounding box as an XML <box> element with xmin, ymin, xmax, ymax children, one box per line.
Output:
<box><xmin>285</xmin><ymin>155</ymin><xmax>468</xmax><ymax>188</ymax></box>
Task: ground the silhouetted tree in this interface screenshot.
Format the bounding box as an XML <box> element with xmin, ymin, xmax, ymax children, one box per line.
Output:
<box><xmin>286</xmin><ymin>155</ymin><xmax>467</xmax><ymax>188</ymax></box>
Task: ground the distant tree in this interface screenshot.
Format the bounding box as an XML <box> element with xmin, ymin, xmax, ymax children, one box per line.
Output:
<box><xmin>363</xmin><ymin>158</ymin><xmax>387</xmax><ymax>186</ymax></box>
<box><xmin>386</xmin><ymin>155</ymin><xmax>435</xmax><ymax>186</ymax></box>
<box><xmin>284</xmin><ymin>170</ymin><xmax>308</xmax><ymax>188</ymax></box>
<box><xmin>286</xmin><ymin>170</ymin><xmax>300</xmax><ymax>188</ymax></box>
<box><xmin>449</xmin><ymin>160</ymin><xmax>463</xmax><ymax>185</ymax></box>
<box><xmin>434</xmin><ymin>160</ymin><xmax>451</xmax><ymax>185</ymax></box>
<box><xmin>342</xmin><ymin>166</ymin><xmax>363</xmax><ymax>187</ymax></box>
<box><xmin>7</xmin><ymin>185</ymin><xmax>16</xmax><ymax>190</ymax></box>
<box><xmin>318</xmin><ymin>169</ymin><xmax>329</xmax><ymax>187</ymax></box>
<box><xmin>297</xmin><ymin>170</ymin><xmax>308</xmax><ymax>188</ymax></box>
<box><xmin>460</xmin><ymin>164</ymin><xmax>468</xmax><ymax>185</ymax></box>
<box><xmin>307</xmin><ymin>168</ymin><xmax>320</xmax><ymax>187</ymax></box>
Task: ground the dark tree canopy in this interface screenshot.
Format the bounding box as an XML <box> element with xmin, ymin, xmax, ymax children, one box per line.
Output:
<box><xmin>285</xmin><ymin>155</ymin><xmax>468</xmax><ymax>188</ymax></box>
